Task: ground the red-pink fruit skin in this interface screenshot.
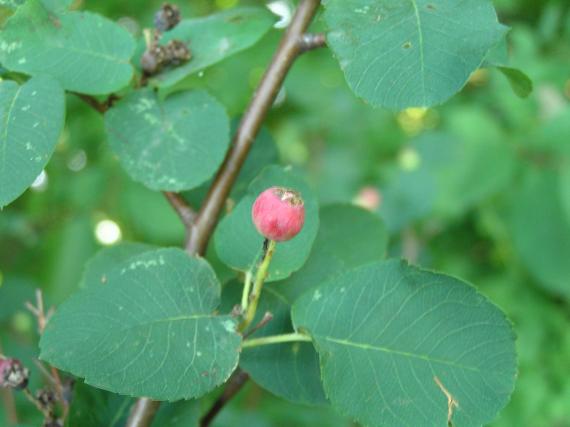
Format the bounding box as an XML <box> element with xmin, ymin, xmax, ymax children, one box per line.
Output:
<box><xmin>252</xmin><ymin>188</ymin><xmax>305</xmax><ymax>241</ymax></box>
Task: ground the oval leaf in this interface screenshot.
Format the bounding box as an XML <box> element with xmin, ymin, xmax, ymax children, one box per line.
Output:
<box><xmin>214</xmin><ymin>166</ymin><xmax>319</xmax><ymax>282</ymax></box>
<box><xmin>105</xmin><ymin>89</ymin><xmax>230</xmax><ymax>192</ymax></box>
<box><xmin>0</xmin><ymin>75</ymin><xmax>64</xmax><ymax>207</ymax></box>
<box><xmin>40</xmin><ymin>248</ymin><xmax>241</xmax><ymax>400</ymax></box>
<box><xmin>149</xmin><ymin>7</ymin><xmax>275</xmax><ymax>88</ymax></box>
<box><xmin>80</xmin><ymin>242</ymin><xmax>156</xmax><ymax>288</ymax></box>
<box><xmin>0</xmin><ymin>0</ymin><xmax>135</xmax><ymax>95</ymax></box>
<box><xmin>278</xmin><ymin>204</ymin><xmax>388</xmax><ymax>302</ymax></box>
<box><xmin>323</xmin><ymin>0</ymin><xmax>506</xmax><ymax>110</ymax></box>
<box><xmin>238</xmin><ymin>205</ymin><xmax>387</xmax><ymax>405</ymax></box>
<box><xmin>293</xmin><ymin>260</ymin><xmax>517</xmax><ymax>427</ymax></box>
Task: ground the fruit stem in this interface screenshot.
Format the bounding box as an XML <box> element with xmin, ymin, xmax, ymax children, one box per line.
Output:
<box><xmin>242</xmin><ymin>332</ymin><xmax>312</xmax><ymax>348</ymax></box>
<box><xmin>239</xmin><ymin>239</ymin><xmax>276</xmax><ymax>331</ymax></box>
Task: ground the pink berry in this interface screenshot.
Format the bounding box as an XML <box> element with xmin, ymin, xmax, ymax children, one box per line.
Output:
<box><xmin>252</xmin><ymin>187</ymin><xmax>305</xmax><ymax>242</ymax></box>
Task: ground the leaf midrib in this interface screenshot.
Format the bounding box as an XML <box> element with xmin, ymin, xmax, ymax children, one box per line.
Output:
<box><xmin>410</xmin><ymin>0</ymin><xmax>427</xmax><ymax>105</ymax></box>
<box><xmin>322</xmin><ymin>336</ymin><xmax>483</xmax><ymax>372</ymax></box>
<box><xmin>0</xmin><ymin>84</ymin><xmax>23</xmax><ymax>184</ymax></box>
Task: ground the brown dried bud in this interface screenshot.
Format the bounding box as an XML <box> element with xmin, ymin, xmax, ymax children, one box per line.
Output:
<box><xmin>164</xmin><ymin>40</ymin><xmax>191</xmax><ymax>65</ymax></box>
<box><xmin>0</xmin><ymin>357</ymin><xmax>30</xmax><ymax>390</ymax></box>
<box><xmin>154</xmin><ymin>3</ymin><xmax>181</xmax><ymax>32</ymax></box>
<box><xmin>36</xmin><ymin>387</ymin><xmax>58</xmax><ymax>411</ymax></box>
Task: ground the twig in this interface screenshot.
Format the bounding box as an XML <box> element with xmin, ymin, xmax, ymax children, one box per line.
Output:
<box><xmin>73</xmin><ymin>93</ymin><xmax>117</xmax><ymax>113</ymax></box>
<box><xmin>299</xmin><ymin>33</ymin><xmax>326</xmax><ymax>52</ymax></box>
<box><xmin>199</xmin><ymin>369</ymin><xmax>250</xmax><ymax>427</ymax></box>
<box><xmin>22</xmin><ymin>388</ymin><xmax>52</xmax><ymax>419</ymax></box>
<box><xmin>126</xmin><ymin>1</ymin><xmax>322</xmax><ymax>425</ymax></box>
<box><xmin>25</xmin><ymin>290</ymin><xmax>69</xmax><ymax>421</ymax></box>
<box><xmin>185</xmin><ymin>0</ymin><xmax>323</xmax><ymax>256</ymax></box>
<box><xmin>243</xmin><ymin>311</ymin><xmax>274</xmax><ymax>339</ymax></box>
<box><xmin>163</xmin><ymin>191</ymin><xmax>196</xmax><ymax>228</ymax></box>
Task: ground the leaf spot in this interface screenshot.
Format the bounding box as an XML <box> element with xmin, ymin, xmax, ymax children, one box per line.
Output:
<box><xmin>312</xmin><ymin>290</ymin><xmax>322</xmax><ymax>301</ymax></box>
<box><xmin>402</xmin><ymin>41</ymin><xmax>412</xmax><ymax>49</ymax></box>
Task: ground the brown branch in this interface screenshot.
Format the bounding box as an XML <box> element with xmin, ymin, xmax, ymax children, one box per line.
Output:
<box><xmin>199</xmin><ymin>369</ymin><xmax>250</xmax><ymax>427</ymax></box>
<box><xmin>126</xmin><ymin>2</ymin><xmax>322</xmax><ymax>426</ymax></box>
<box><xmin>73</xmin><ymin>92</ymin><xmax>118</xmax><ymax>113</ymax></box>
<box><xmin>243</xmin><ymin>311</ymin><xmax>274</xmax><ymax>339</ymax></box>
<box><xmin>163</xmin><ymin>191</ymin><xmax>196</xmax><ymax>228</ymax></box>
<box><xmin>299</xmin><ymin>33</ymin><xmax>326</xmax><ymax>53</ymax></box>
<box><xmin>185</xmin><ymin>0</ymin><xmax>322</xmax><ymax>256</ymax></box>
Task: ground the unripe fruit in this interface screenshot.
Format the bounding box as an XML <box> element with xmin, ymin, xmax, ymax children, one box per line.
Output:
<box><xmin>0</xmin><ymin>357</ymin><xmax>29</xmax><ymax>390</ymax></box>
<box><xmin>252</xmin><ymin>187</ymin><xmax>305</xmax><ymax>242</ymax></box>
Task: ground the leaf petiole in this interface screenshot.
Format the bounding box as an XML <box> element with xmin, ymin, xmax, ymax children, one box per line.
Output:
<box><xmin>239</xmin><ymin>239</ymin><xmax>277</xmax><ymax>331</ymax></box>
<box><xmin>241</xmin><ymin>332</ymin><xmax>312</xmax><ymax>348</ymax></box>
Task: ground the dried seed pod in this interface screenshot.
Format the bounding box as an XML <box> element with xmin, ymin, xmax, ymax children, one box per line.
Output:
<box><xmin>164</xmin><ymin>40</ymin><xmax>191</xmax><ymax>65</ymax></box>
<box><xmin>0</xmin><ymin>357</ymin><xmax>30</xmax><ymax>390</ymax></box>
<box><xmin>154</xmin><ymin>3</ymin><xmax>181</xmax><ymax>32</ymax></box>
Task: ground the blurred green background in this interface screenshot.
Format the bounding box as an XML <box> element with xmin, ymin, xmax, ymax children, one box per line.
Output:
<box><xmin>1</xmin><ymin>0</ymin><xmax>570</xmax><ymax>426</ymax></box>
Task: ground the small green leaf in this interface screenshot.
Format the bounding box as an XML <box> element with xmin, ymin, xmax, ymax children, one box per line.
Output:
<box><xmin>81</xmin><ymin>242</ymin><xmax>156</xmax><ymax>288</ymax></box>
<box><xmin>323</xmin><ymin>0</ymin><xmax>506</xmax><ymax>110</ymax></box>
<box><xmin>214</xmin><ymin>166</ymin><xmax>319</xmax><ymax>282</ymax></box>
<box><xmin>293</xmin><ymin>260</ymin><xmax>517</xmax><ymax>427</ymax></box>
<box><xmin>0</xmin><ymin>0</ymin><xmax>135</xmax><ymax>94</ymax></box>
<box><xmin>497</xmin><ymin>66</ymin><xmax>533</xmax><ymax>98</ymax></box>
<box><xmin>483</xmin><ymin>37</ymin><xmax>533</xmax><ymax>98</ymax></box>
<box><xmin>105</xmin><ymin>88</ymin><xmax>230</xmax><ymax>192</ymax></box>
<box><xmin>148</xmin><ymin>7</ymin><xmax>275</xmax><ymax>88</ymax></box>
<box><xmin>0</xmin><ymin>75</ymin><xmax>65</xmax><ymax>207</ymax></box>
<box><xmin>40</xmin><ymin>248</ymin><xmax>242</xmax><ymax>400</ymax></box>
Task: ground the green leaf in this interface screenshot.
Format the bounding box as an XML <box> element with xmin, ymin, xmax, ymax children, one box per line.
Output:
<box><xmin>510</xmin><ymin>167</ymin><xmax>570</xmax><ymax>299</ymax></box>
<box><xmin>80</xmin><ymin>242</ymin><xmax>156</xmax><ymax>288</ymax></box>
<box><xmin>220</xmin><ymin>281</ymin><xmax>327</xmax><ymax>406</ymax></box>
<box><xmin>279</xmin><ymin>204</ymin><xmax>388</xmax><ymax>302</ymax></box>
<box><xmin>105</xmin><ymin>88</ymin><xmax>230</xmax><ymax>192</ymax></box>
<box><xmin>293</xmin><ymin>260</ymin><xmax>517</xmax><ymax>427</ymax></box>
<box><xmin>214</xmin><ymin>166</ymin><xmax>319</xmax><ymax>282</ymax></box>
<box><xmin>0</xmin><ymin>0</ymin><xmax>135</xmax><ymax>95</ymax></box>
<box><xmin>238</xmin><ymin>205</ymin><xmax>388</xmax><ymax>405</ymax></box>
<box><xmin>0</xmin><ymin>75</ymin><xmax>65</xmax><ymax>207</ymax></box>
<box><xmin>148</xmin><ymin>7</ymin><xmax>275</xmax><ymax>88</ymax></box>
<box><xmin>497</xmin><ymin>66</ymin><xmax>533</xmax><ymax>98</ymax></box>
<box><xmin>323</xmin><ymin>0</ymin><xmax>506</xmax><ymax>110</ymax></box>
<box><xmin>40</xmin><ymin>248</ymin><xmax>242</xmax><ymax>400</ymax></box>
<box><xmin>152</xmin><ymin>400</ymin><xmax>200</xmax><ymax>427</ymax></box>
<box><xmin>483</xmin><ymin>37</ymin><xmax>533</xmax><ymax>99</ymax></box>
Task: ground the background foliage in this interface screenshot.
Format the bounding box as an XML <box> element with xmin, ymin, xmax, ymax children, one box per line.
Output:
<box><xmin>1</xmin><ymin>0</ymin><xmax>569</xmax><ymax>426</ymax></box>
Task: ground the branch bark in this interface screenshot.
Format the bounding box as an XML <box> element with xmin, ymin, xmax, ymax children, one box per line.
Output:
<box><xmin>185</xmin><ymin>0</ymin><xmax>322</xmax><ymax>256</ymax></box>
<box><xmin>126</xmin><ymin>1</ymin><xmax>322</xmax><ymax>425</ymax></box>
<box><xmin>163</xmin><ymin>191</ymin><xmax>196</xmax><ymax>228</ymax></box>
<box><xmin>199</xmin><ymin>369</ymin><xmax>250</xmax><ymax>427</ymax></box>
